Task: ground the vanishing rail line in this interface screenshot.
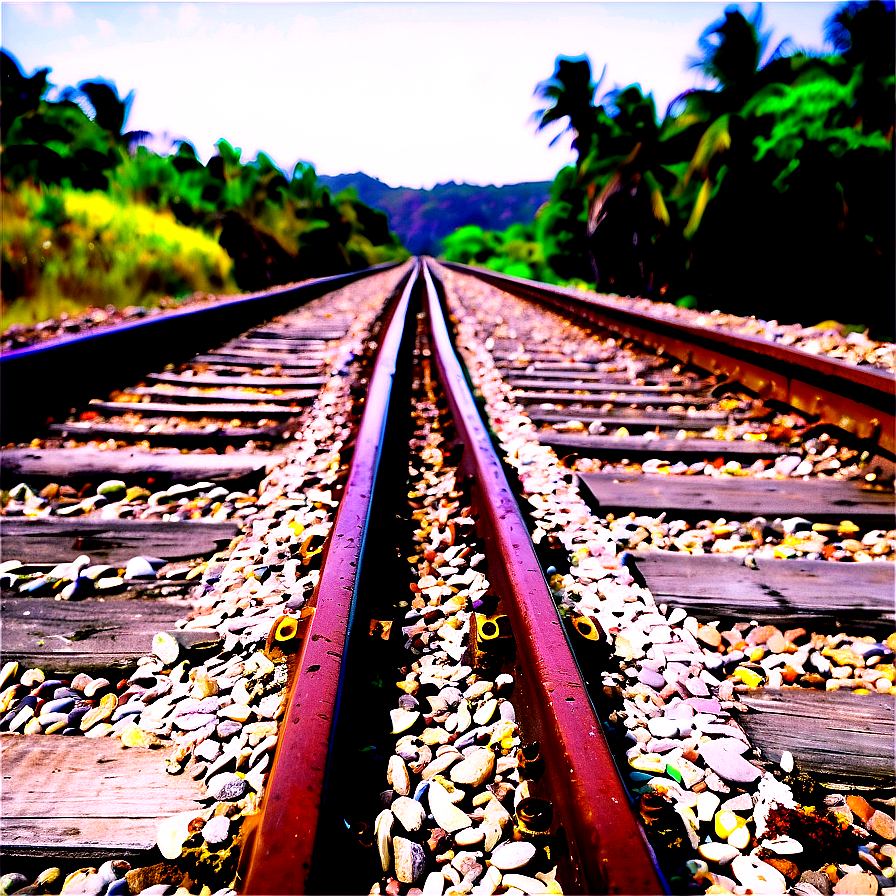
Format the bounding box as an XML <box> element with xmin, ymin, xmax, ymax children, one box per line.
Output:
<box><xmin>1</xmin><ymin>257</ymin><xmax>894</xmax><ymax>896</ymax></box>
<box><xmin>239</xmin><ymin>262</ymin><xmax>662</xmax><ymax>894</ymax></box>
<box><xmin>439</xmin><ymin>262</ymin><xmax>896</xmax><ymax>461</ymax></box>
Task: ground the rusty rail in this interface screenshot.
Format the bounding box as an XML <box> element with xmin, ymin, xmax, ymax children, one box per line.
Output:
<box><xmin>240</xmin><ymin>262</ymin><xmax>420</xmax><ymax>894</ymax></box>
<box><xmin>439</xmin><ymin>261</ymin><xmax>896</xmax><ymax>460</ymax></box>
<box><xmin>423</xmin><ymin>262</ymin><xmax>664</xmax><ymax>894</ymax></box>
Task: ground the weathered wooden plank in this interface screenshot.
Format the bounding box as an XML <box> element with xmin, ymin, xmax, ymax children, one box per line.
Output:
<box><xmin>48</xmin><ymin>421</ymin><xmax>284</xmax><ymax>445</ymax></box>
<box><xmin>530</xmin><ymin>410</ymin><xmax>728</xmax><ymax>432</ymax></box>
<box><xmin>231</xmin><ymin>337</ymin><xmax>330</xmax><ymax>351</ymax></box>
<box><xmin>493</xmin><ymin>353</ymin><xmax>615</xmax><ymax>366</ymax></box>
<box><xmin>0</xmin><ymin>595</ymin><xmax>193</xmax><ymax>673</ymax></box>
<box><xmin>543</xmin><ymin>432</ymin><xmax>788</xmax><ymax>459</ymax></box>
<box><xmin>506</xmin><ymin>375</ymin><xmax>706</xmax><ymax>391</ymax></box>
<box><xmin>88</xmin><ymin>400</ymin><xmax>301</xmax><ymax>420</ymax></box>
<box><xmin>0</xmin><ymin>518</ymin><xmax>239</xmax><ymax>565</ymax></box>
<box><xmin>513</xmin><ymin>390</ymin><xmax>715</xmax><ymax>407</ymax></box>
<box><xmin>1</xmin><ymin>447</ymin><xmax>280</xmax><ymax>486</ymax></box>
<box><xmin>736</xmin><ymin>689</ymin><xmax>894</xmax><ymax>786</ymax></box>
<box><xmin>579</xmin><ymin>471</ymin><xmax>895</xmax><ymax>523</ymax></box>
<box><xmin>497</xmin><ymin>357</ymin><xmax>666</xmax><ymax>373</ymax></box>
<box><xmin>124</xmin><ymin>385</ymin><xmax>318</xmax><ymax>404</ymax></box>
<box><xmin>189</xmin><ymin>354</ymin><xmax>323</xmax><ymax>369</ymax></box>
<box><xmin>0</xmin><ymin>736</ymin><xmax>204</xmax><ymax>857</ymax></box>
<box><xmin>206</xmin><ymin>347</ymin><xmax>327</xmax><ymax>361</ymax></box>
<box><xmin>627</xmin><ymin>553</ymin><xmax>895</xmax><ymax>634</ymax></box>
<box><xmin>148</xmin><ymin>371</ymin><xmax>324</xmax><ymax>388</ymax></box>
<box><xmin>497</xmin><ymin>360</ymin><xmax>601</xmax><ymax>372</ymax></box>
<box><xmin>532</xmin><ymin>406</ymin><xmax>731</xmax><ymax>421</ymax></box>
<box><xmin>251</xmin><ymin>327</ymin><xmax>347</xmax><ymax>340</ymax></box>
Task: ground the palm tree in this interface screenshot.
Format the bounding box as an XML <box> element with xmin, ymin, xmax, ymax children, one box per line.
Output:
<box><xmin>532</xmin><ymin>54</ymin><xmax>674</xmax><ymax>294</ymax></box>
<box><xmin>1</xmin><ymin>51</ymin><xmax>49</xmax><ymax>140</ymax></box>
<box><xmin>825</xmin><ymin>1</ymin><xmax>895</xmax><ymax>135</ymax></box>
<box><xmin>581</xmin><ymin>85</ymin><xmax>673</xmax><ymax>296</ymax></box>
<box><xmin>667</xmin><ymin>6</ymin><xmax>792</xmax><ymax>239</ymax></box>
<box><xmin>532</xmin><ymin>55</ymin><xmax>604</xmax><ymax>164</ymax></box>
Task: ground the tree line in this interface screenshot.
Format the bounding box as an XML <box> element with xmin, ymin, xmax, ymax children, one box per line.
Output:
<box><xmin>442</xmin><ymin>2</ymin><xmax>894</xmax><ymax>331</ymax></box>
<box><xmin>1</xmin><ymin>50</ymin><xmax>408</xmax><ymax>319</ymax></box>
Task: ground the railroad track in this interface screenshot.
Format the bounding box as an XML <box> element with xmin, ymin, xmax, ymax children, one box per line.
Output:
<box><xmin>1</xmin><ymin>259</ymin><xmax>893</xmax><ymax>896</ymax></box>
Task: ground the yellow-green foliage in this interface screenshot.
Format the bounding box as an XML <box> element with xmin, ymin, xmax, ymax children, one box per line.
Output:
<box><xmin>2</xmin><ymin>184</ymin><xmax>237</xmax><ymax>325</ymax></box>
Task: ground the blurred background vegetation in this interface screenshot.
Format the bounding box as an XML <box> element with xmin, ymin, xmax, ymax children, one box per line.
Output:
<box><xmin>0</xmin><ymin>51</ymin><xmax>409</xmax><ymax>326</ymax></box>
<box><xmin>441</xmin><ymin>1</ymin><xmax>894</xmax><ymax>334</ymax></box>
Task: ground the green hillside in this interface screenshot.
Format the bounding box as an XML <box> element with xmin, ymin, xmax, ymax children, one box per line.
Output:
<box><xmin>317</xmin><ymin>173</ymin><xmax>551</xmax><ymax>255</ymax></box>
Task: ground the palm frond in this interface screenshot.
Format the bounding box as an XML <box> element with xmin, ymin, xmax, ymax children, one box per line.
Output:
<box><xmin>683</xmin><ymin>176</ymin><xmax>713</xmax><ymax>238</ymax></box>
<box><xmin>684</xmin><ymin>114</ymin><xmax>731</xmax><ymax>186</ymax></box>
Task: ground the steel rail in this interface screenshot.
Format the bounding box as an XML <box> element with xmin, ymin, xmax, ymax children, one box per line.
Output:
<box><xmin>438</xmin><ymin>261</ymin><xmax>896</xmax><ymax>459</ymax></box>
<box><xmin>239</xmin><ymin>261</ymin><xmax>420</xmax><ymax>894</ymax></box>
<box><xmin>0</xmin><ymin>262</ymin><xmax>404</xmax><ymax>443</ymax></box>
<box><xmin>423</xmin><ymin>261</ymin><xmax>665</xmax><ymax>895</ymax></box>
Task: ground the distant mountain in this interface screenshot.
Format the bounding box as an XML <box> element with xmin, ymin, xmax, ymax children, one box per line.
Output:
<box><xmin>317</xmin><ymin>172</ymin><xmax>551</xmax><ymax>255</ymax></box>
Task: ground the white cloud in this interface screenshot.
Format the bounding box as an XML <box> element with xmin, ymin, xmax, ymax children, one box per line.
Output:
<box><xmin>176</xmin><ymin>3</ymin><xmax>201</xmax><ymax>33</ymax></box>
<box><xmin>97</xmin><ymin>19</ymin><xmax>116</xmax><ymax>39</ymax></box>
<box><xmin>12</xmin><ymin>2</ymin><xmax>75</xmax><ymax>26</ymax></box>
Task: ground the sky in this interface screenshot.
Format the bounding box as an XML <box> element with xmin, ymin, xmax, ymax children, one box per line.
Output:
<box><xmin>2</xmin><ymin>1</ymin><xmax>843</xmax><ymax>189</ymax></box>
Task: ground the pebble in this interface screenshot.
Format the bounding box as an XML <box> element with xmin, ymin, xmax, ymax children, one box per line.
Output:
<box><xmin>1</xmin><ymin>874</ymin><xmax>29</xmax><ymax>895</ymax></box>
<box><xmin>696</xmin><ymin>792</ymin><xmax>720</xmax><ymax>822</ymax></box>
<box><xmin>206</xmin><ymin>772</ymin><xmax>249</xmax><ymax>802</ymax></box>
<box><xmin>833</xmin><ymin>871</ymin><xmax>880</xmax><ymax>894</ymax></box>
<box><xmin>761</xmin><ymin>835</ymin><xmax>803</xmax><ymax>855</ymax></box>
<box><xmin>646</xmin><ymin>717</ymin><xmax>679</xmax><ymax>738</ymax></box>
<box><xmin>454</xmin><ymin>827</ymin><xmax>484</xmax><ymax>847</ymax></box>
<box><xmin>698</xmin><ymin>841</ymin><xmax>740</xmax><ymax>864</ymax></box>
<box><xmin>698</xmin><ymin>740</ymin><xmax>761</xmax><ymax>783</ymax></box>
<box><xmin>376</xmin><ymin>810</ymin><xmax>394</xmax><ymax>873</ymax></box>
<box><xmin>394</xmin><ymin>837</ymin><xmax>427</xmax><ymax>884</ymax></box>
<box><xmin>801</xmin><ymin>871</ymin><xmax>835</xmax><ymax>895</ymax></box>
<box><xmin>489</xmin><ymin>841</ymin><xmax>536</xmax><ymax>871</ymax></box>
<box><xmin>472</xmin><ymin>698</ymin><xmax>497</xmax><ymax>726</ymax></box>
<box><xmin>870</xmin><ymin>811</ymin><xmax>896</xmax><ymax>841</ymax></box>
<box><xmin>448</xmin><ymin>748</ymin><xmax>494</xmax><ymax>788</ymax></box>
<box><xmin>216</xmin><ymin>720</ymin><xmax>242</xmax><ymax>739</ymax></box>
<box><xmin>125</xmin><ymin>556</ymin><xmax>157</xmax><ymax>580</ymax></box>
<box><xmin>501</xmin><ymin>874</ymin><xmax>549</xmax><ymax>894</ymax></box>
<box><xmin>151</xmin><ymin>632</ymin><xmax>180</xmax><ymax>665</ymax></box>
<box><xmin>201</xmin><ymin>815</ymin><xmax>231</xmax><ymax>845</ymax></box>
<box><xmin>731</xmin><ymin>855</ymin><xmax>788</xmax><ymax>894</ymax></box>
<box><xmin>391</xmin><ymin>797</ymin><xmax>426</xmax><ymax>833</ymax></box>
<box><xmin>428</xmin><ymin>781</ymin><xmax>472</xmax><ymax>833</ymax></box>
<box><xmin>422</xmin><ymin>752</ymin><xmax>460</xmax><ymax>780</ymax></box>
<box><xmin>391</xmin><ymin>708</ymin><xmax>420</xmax><ymax>734</ymax></box>
<box><xmin>388</xmin><ymin>755</ymin><xmax>411</xmax><ymax>796</ymax></box>
<box><xmin>218</xmin><ymin>703</ymin><xmax>252</xmax><ymax>723</ymax></box>
<box><xmin>638</xmin><ymin>669</ymin><xmax>666</xmax><ymax>689</ymax></box>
